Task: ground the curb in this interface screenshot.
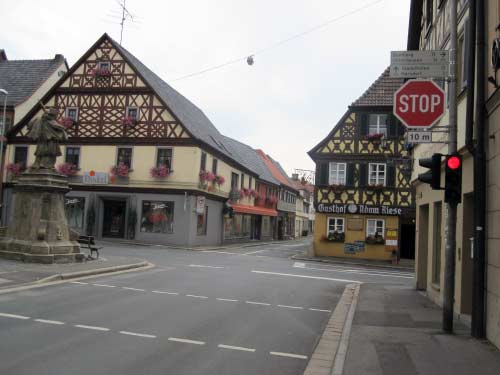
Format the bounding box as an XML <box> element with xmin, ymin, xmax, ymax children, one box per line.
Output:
<box><xmin>291</xmin><ymin>254</ymin><xmax>414</xmax><ymax>272</ymax></box>
<box><xmin>303</xmin><ymin>283</ymin><xmax>361</xmax><ymax>375</ymax></box>
<box><xmin>0</xmin><ymin>261</ymin><xmax>152</xmax><ymax>295</ymax></box>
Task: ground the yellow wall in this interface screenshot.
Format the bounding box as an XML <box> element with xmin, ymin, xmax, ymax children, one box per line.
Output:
<box><xmin>313</xmin><ymin>213</ymin><xmax>398</xmax><ymax>260</ymax></box>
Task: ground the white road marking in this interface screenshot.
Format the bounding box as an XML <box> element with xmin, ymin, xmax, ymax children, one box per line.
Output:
<box><xmin>168</xmin><ymin>337</ymin><xmax>205</xmax><ymax>345</ymax></box>
<box><xmin>243</xmin><ymin>249</ymin><xmax>267</xmax><ymax>255</ymax></box>
<box><xmin>75</xmin><ymin>324</ymin><xmax>110</xmax><ymax>331</ymax></box>
<box><xmin>152</xmin><ymin>291</ymin><xmax>178</xmax><ymax>295</ymax></box>
<box><xmin>300</xmin><ymin>265</ymin><xmax>413</xmax><ymax>279</ymax></box>
<box><xmin>216</xmin><ymin>298</ymin><xmax>239</xmax><ymax>302</ymax></box>
<box><xmin>218</xmin><ymin>344</ymin><xmax>256</xmax><ymax>352</ymax></box>
<box><xmin>277</xmin><ymin>305</ymin><xmax>303</xmax><ymax>310</ymax></box>
<box><xmin>0</xmin><ymin>312</ymin><xmax>30</xmax><ymax>320</ymax></box>
<box><xmin>186</xmin><ymin>294</ymin><xmax>208</xmax><ymax>299</ymax></box>
<box><xmin>293</xmin><ymin>262</ymin><xmax>306</xmax><ymax>268</ymax></box>
<box><xmin>34</xmin><ymin>319</ymin><xmax>64</xmax><ymax>325</ymax></box>
<box><xmin>309</xmin><ymin>308</ymin><xmax>331</xmax><ymax>313</ymax></box>
<box><xmin>252</xmin><ymin>270</ymin><xmax>362</xmax><ymax>284</ymax></box>
<box><xmin>119</xmin><ymin>331</ymin><xmax>156</xmax><ymax>338</ymax></box>
<box><xmin>201</xmin><ymin>251</ymin><xmax>239</xmax><ymax>255</ymax></box>
<box><xmin>93</xmin><ymin>284</ymin><xmax>116</xmax><ymax>288</ymax></box>
<box><xmin>270</xmin><ymin>351</ymin><xmax>308</xmax><ymax>360</ymax></box>
<box><xmin>245</xmin><ymin>301</ymin><xmax>271</xmax><ymax>306</ymax></box>
<box><xmin>188</xmin><ymin>264</ymin><xmax>224</xmax><ymax>269</ymax></box>
<box><xmin>70</xmin><ymin>281</ymin><xmax>88</xmax><ymax>285</ymax></box>
<box><xmin>122</xmin><ymin>287</ymin><xmax>145</xmax><ymax>291</ymax></box>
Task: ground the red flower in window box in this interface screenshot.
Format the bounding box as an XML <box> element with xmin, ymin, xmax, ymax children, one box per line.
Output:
<box><xmin>122</xmin><ymin>116</ymin><xmax>138</xmax><ymax>127</ymax></box>
<box><xmin>214</xmin><ymin>174</ymin><xmax>225</xmax><ymax>186</ymax></box>
<box><xmin>58</xmin><ymin>117</ymin><xmax>75</xmax><ymax>129</ymax></box>
<box><xmin>250</xmin><ymin>189</ymin><xmax>259</xmax><ymax>198</ymax></box>
<box><xmin>204</xmin><ymin>171</ymin><xmax>216</xmax><ymax>182</ymax></box>
<box><xmin>366</xmin><ymin>133</ymin><xmax>384</xmax><ymax>141</ymax></box>
<box><xmin>266</xmin><ymin>196</ymin><xmax>277</xmax><ymax>204</ymax></box>
<box><xmin>91</xmin><ymin>67</ymin><xmax>111</xmax><ymax>77</ymax></box>
<box><xmin>241</xmin><ymin>188</ymin><xmax>250</xmax><ymax>197</ymax></box>
<box><xmin>111</xmin><ymin>163</ymin><xmax>129</xmax><ymax>177</ymax></box>
<box><xmin>57</xmin><ymin>162</ymin><xmax>78</xmax><ymax>176</ymax></box>
<box><xmin>6</xmin><ymin>163</ymin><xmax>22</xmax><ymax>177</ymax></box>
<box><xmin>150</xmin><ymin>165</ymin><xmax>171</xmax><ymax>178</ymax></box>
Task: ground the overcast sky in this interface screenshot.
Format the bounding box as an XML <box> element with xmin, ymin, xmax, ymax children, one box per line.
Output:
<box><xmin>1</xmin><ymin>0</ymin><xmax>410</xmax><ymax>175</ymax></box>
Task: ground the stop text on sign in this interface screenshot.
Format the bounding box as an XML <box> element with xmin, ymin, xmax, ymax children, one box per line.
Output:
<box><xmin>393</xmin><ymin>79</ymin><xmax>446</xmax><ymax>129</ymax></box>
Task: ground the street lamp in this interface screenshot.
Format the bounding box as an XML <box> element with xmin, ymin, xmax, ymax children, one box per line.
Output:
<box><xmin>0</xmin><ymin>89</ymin><xmax>8</xmax><ymax>225</ymax></box>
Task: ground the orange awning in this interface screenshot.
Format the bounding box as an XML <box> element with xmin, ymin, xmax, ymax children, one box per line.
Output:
<box><xmin>231</xmin><ymin>204</ymin><xmax>278</xmax><ymax>217</ymax></box>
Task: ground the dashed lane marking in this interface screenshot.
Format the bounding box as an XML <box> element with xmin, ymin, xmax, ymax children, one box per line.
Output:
<box><xmin>188</xmin><ymin>264</ymin><xmax>225</xmax><ymax>269</ymax></box>
<box><xmin>216</xmin><ymin>298</ymin><xmax>238</xmax><ymax>302</ymax></box>
<box><xmin>122</xmin><ymin>287</ymin><xmax>145</xmax><ymax>291</ymax></box>
<box><xmin>243</xmin><ymin>249</ymin><xmax>268</xmax><ymax>255</ymax></box>
<box><xmin>309</xmin><ymin>308</ymin><xmax>331</xmax><ymax>313</ymax></box>
<box><xmin>245</xmin><ymin>301</ymin><xmax>271</xmax><ymax>306</ymax></box>
<box><xmin>252</xmin><ymin>270</ymin><xmax>362</xmax><ymax>284</ymax></box>
<box><xmin>270</xmin><ymin>351</ymin><xmax>308</xmax><ymax>360</ymax></box>
<box><xmin>74</xmin><ymin>324</ymin><xmax>110</xmax><ymax>332</ymax></box>
<box><xmin>298</xmin><ymin>265</ymin><xmax>414</xmax><ymax>279</ymax></box>
<box><xmin>152</xmin><ymin>291</ymin><xmax>178</xmax><ymax>295</ymax></box>
<box><xmin>218</xmin><ymin>344</ymin><xmax>256</xmax><ymax>352</ymax></box>
<box><xmin>277</xmin><ymin>305</ymin><xmax>303</xmax><ymax>310</ymax></box>
<box><xmin>0</xmin><ymin>312</ymin><xmax>30</xmax><ymax>320</ymax></box>
<box><xmin>34</xmin><ymin>319</ymin><xmax>64</xmax><ymax>325</ymax></box>
<box><xmin>168</xmin><ymin>337</ymin><xmax>205</xmax><ymax>345</ymax></box>
<box><xmin>186</xmin><ymin>294</ymin><xmax>209</xmax><ymax>299</ymax></box>
<box><xmin>70</xmin><ymin>281</ymin><xmax>88</xmax><ymax>285</ymax></box>
<box><xmin>119</xmin><ymin>331</ymin><xmax>156</xmax><ymax>338</ymax></box>
<box><xmin>93</xmin><ymin>284</ymin><xmax>116</xmax><ymax>288</ymax></box>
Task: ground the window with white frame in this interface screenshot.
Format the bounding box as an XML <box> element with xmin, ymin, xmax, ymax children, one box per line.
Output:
<box><xmin>98</xmin><ymin>61</ymin><xmax>110</xmax><ymax>71</ymax></box>
<box><xmin>368</xmin><ymin>114</ymin><xmax>388</xmax><ymax>136</ymax></box>
<box><xmin>368</xmin><ymin>163</ymin><xmax>386</xmax><ymax>186</ymax></box>
<box><xmin>327</xmin><ymin>217</ymin><xmax>345</xmax><ymax>235</ymax></box>
<box><xmin>126</xmin><ymin>107</ymin><xmax>139</xmax><ymax>121</ymax></box>
<box><xmin>328</xmin><ymin>162</ymin><xmax>346</xmax><ymax>185</ymax></box>
<box><xmin>65</xmin><ymin>107</ymin><xmax>78</xmax><ymax>122</ymax></box>
<box><xmin>366</xmin><ymin>219</ymin><xmax>385</xmax><ymax>238</ymax></box>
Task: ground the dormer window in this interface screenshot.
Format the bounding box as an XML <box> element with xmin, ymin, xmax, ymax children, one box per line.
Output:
<box><xmin>99</xmin><ymin>61</ymin><xmax>110</xmax><ymax>70</ymax></box>
<box><xmin>368</xmin><ymin>114</ymin><xmax>387</xmax><ymax>137</ymax></box>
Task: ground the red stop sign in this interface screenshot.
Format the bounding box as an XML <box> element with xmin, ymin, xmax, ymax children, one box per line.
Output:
<box><xmin>393</xmin><ymin>79</ymin><xmax>445</xmax><ymax>128</ymax></box>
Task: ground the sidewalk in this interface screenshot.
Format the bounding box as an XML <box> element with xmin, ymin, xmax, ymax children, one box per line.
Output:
<box><xmin>292</xmin><ymin>254</ymin><xmax>415</xmax><ymax>272</ymax></box>
<box><xmin>342</xmin><ymin>283</ymin><xmax>500</xmax><ymax>375</ymax></box>
<box><xmin>0</xmin><ymin>255</ymin><xmax>150</xmax><ymax>292</ymax></box>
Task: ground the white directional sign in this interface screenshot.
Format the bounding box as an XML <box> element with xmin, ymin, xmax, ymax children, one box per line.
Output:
<box><xmin>390</xmin><ymin>50</ymin><xmax>449</xmax><ymax>78</ymax></box>
<box><xmin>406</xmin><ymin>130</ymin><xmax>432</xmax><ymax>144</ymax></box>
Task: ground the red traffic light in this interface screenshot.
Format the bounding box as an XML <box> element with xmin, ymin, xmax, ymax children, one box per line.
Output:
<box><xmin>447</xmin><ymin>156</ymin><xmax>461</xmax><ymax>170</ymax></box>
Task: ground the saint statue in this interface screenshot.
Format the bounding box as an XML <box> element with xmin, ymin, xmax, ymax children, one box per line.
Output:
<box><xmin>27</xmin><ymin>107</ymin><xmax>68</xmax><ymax>170</ymax></box>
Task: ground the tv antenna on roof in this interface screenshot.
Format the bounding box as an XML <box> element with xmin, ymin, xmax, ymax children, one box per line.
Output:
<box><xmin>117</xmin><ymin>0</ymin><xmax>136</xmax><ymax>45</ymax></box>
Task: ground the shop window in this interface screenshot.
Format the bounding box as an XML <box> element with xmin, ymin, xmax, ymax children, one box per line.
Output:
<box><xmin>140</xmin><ymin>201</ymin><xmax>174</xmax><ymax>234</ymax></box>
<box><xmin>117</xmin><ymin>147</ymin><xmax>133</xmax><ymax>169</ymax></box>
<box><xmin>197</xmin><ymin>206</ymin><xmax>208</xmax><ymax>236</ymax></box>
<box><xmin>14</xmin><ymin>146</ymin><xmax>28</xmax><ymax>171</ymax></box>
<box><xmin>368</xmin><ymin>163</ymin><xmax>386</xmax><ymax>186</ymax></box>
<box><xmin>329</xmin><ymin>162</ymin><xmax>346</xmax><ymax>185</ymax></box>
<box><xmin>65</xmin><ymin>147</ymin><xmax>80</xmax><ymax>168</ymax></box>
<box><xmin>368</xmin><ymin>114</ymin><xmax>388</xmax><ymax>136</ymax></box>
<box><xmin>156</xmin><ymin>148</ymin><xmax>172</xmax><ymax>169</ymax></box>
<box><xmin>65</xmin><ymin>197</ymin><xmax>85</xmax><ymax>229</ymax></box>
<box><xmin>327</xmin><ymin>217</ymin><xmax>344</xmax><ymax>235</ymax></box>
<box><xmin>366</xmin><ymin>219</ymin><xmax>385</xmax><ymax>238</ymax></box>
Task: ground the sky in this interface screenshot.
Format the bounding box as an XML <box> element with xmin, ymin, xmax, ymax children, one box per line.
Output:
<box><xmin>0</xmin><ymin>0</ymin><xmax>411</xmax><ymax>175</ymax></box>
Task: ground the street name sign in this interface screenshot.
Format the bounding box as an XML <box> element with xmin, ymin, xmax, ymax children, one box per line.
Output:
<box><xmin>394</xmin><ymin>79</ymin><xmax>446</xmax><ymax>129</ymax></box>
<box><xmin>390</xmin><ymin>50</ymin><xmax>449</xmax><ymax>78</ymax></box>
<box><xmin>406</xmin><ymin>130</ymin><xmax>432</xmax><ymax>143</ymax></box>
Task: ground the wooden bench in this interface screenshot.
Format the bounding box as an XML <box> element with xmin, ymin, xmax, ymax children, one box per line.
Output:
<box><xmin>77</xmin><ymin>235</ymin><xmax>102</xmax><ymax>259</ymax></box>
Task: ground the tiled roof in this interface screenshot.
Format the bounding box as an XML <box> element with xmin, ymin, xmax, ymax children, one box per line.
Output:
<box><xmin>350</xmin><ymin>67</ymin><xmax>404</xmax><ymax>107</ymax></box>
<box><xmin>256</xmin><ymin>150</ymin><xmax>297</xmax><ymax>191</ymax></box>
<box><xmin>221</xmin><ymin>136</ymin><xmax>280</xmax><ymax>184</ymax></box>
<box><xmin>0</xmin><ymin>55</ymin><xmax>65</xmax><ymax>107</ymax></box>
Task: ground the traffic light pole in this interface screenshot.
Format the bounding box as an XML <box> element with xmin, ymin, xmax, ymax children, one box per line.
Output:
<box><xmin>443</xmin><ymin>0</ymin><xmax>458</xmax><ymax>333</ymax></box>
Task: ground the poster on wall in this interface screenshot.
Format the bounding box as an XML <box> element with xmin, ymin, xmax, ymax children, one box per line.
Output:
<box><xmin>344</xmin><ymin>243</ymin><xmax>356</xmax><ymax>254</ymax></box>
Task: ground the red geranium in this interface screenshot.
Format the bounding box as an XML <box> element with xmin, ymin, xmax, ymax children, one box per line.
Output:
<box><xmin>111</xmin><ymin>163</ymin><xmax>129</xmax><ymax>177</ymax></box>
<box><xmin>57</xmin><ymin>163</ymin><xmax>78</xmax><ymax>176</ymax></box>
<box><xmin>150</xmin><ymin>165</ymin><xmax>170</xmax><ymax>178</ymax></box>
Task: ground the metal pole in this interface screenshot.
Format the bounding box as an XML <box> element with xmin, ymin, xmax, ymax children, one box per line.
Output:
<box><xmin>0</xmin><ymin>90</ymin><xmax>8</xmax><ymax>227</ymax></box>
<box><xmin>443</xmin><ymin>0</ymin><xmax>458</xmax><ymax>333</ymax></box>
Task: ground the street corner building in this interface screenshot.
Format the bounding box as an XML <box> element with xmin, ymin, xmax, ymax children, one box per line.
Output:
<box><xmin>308</xmin><ymin>68</ymin><xmax>416</xmax><ymax>261</ymax></box>
<box><xmin>1</xmin><ymin>33</ymin><xmax>286</xmax><ymax>247</ymax></box>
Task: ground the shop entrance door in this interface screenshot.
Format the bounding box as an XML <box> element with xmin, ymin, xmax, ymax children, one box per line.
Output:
<box><xmin>102</xmin><ymin>200</ymin><xmax>126</xmax><ymax>238</ymax></box>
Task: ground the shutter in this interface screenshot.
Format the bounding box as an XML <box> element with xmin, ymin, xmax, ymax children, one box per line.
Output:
<box><xmin>359</xmin><ymin>113</ymin><xmax>368</xmax><ymax>136</ymax></box>
<box><xmin>346</xmin><ymin>163</ymin><xmax>355</xmax><ymax>187</ymax></box>
<box><xmin>388</xmin><ymin>115</ymin><xmax>397</xmax><ymax>138</ymax></box>
<box><xmin>359</xmin><ymin>163</ymin><xmax>367</xmax><ymax>187</ymax></box>
<box><xmin>319</xmin><ymin>162</ymin><xmax>329</xmax><ymax>185</ymax></box>
<box><xmin>387</xmin><ymin>165</ymin><xmax>396</xmax><ymax>187</ymax></box>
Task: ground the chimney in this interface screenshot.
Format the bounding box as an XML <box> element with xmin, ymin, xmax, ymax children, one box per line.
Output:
<box><xmin>0</xmin><ymin>50</ymin><xmax>7</xmax><ymax>61</ymax></box>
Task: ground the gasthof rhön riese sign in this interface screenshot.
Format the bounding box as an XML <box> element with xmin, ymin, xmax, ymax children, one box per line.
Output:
<box><xmin>316</xmin><ymin>203</ymin><xmax>403</xmax><ymax>216</ymax></box>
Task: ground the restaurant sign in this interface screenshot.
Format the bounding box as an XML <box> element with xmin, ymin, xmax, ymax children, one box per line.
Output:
<box><xmin>316</xmin><ymin>203</ymin><xmax>403</xmax><ymax>216</ymax></box>
<box><xmin>83</xmin><ymin>171</ymin><xmax>109</xmax><ymax>185</ymax></box>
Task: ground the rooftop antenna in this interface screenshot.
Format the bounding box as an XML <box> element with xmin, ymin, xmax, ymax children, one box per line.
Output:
<box><xmin>117</xmin><ymin>0</ymin><xmax>135</xmax><ymax>45</ymax></box>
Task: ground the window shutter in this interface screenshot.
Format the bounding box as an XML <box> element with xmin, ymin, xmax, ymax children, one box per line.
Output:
<box><xmin>388</xmin><ymin>115</ymin><xmax>397</xmax><ymax>138</ymax></box>
<box><xmin>387</xmin><ymin>165</ymin><xmax>396</xmax><ymax>187</ymax></box>
<box><xmin>318</xmin><ymin>162</ymin><xmax>329</xmax><ymax>185</ymax></box>
<box><xmin>359</xmin><ymin>163</ymin><xmax>367</xmax><ymax>187</ymax></box>
<box><xmin>358</xmin><ymin>113</ymin><xmax>368</xmax><ymax>136</ymax></box>
<box><xmin>347</xmin><ymin>163</ymin><xmax>355</xmax><ymax>187</ymax></box>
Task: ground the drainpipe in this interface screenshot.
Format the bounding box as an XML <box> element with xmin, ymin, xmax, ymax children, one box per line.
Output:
<box><xmin>471</xmin><ymin>0</ymin><xmax>486</xmax><ymax>339</ymax></box>
<box><xmin>465</xmin><ymin>0</ymin><xmax>476</xmax><ymax>154</ymax></box>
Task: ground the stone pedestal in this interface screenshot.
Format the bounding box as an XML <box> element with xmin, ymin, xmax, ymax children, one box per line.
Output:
<box><xmin>0</xmin><ymin>169</ymin><xmax>84</xmax><ymax>263</ymax></box>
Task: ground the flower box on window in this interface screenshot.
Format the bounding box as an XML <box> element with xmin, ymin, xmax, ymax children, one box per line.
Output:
<box><xmin>58</xmin><ymin>117</ymin><xmax>76</xmax><ymax>129</ymax></box>
<box><xmin>57</xmin><ymin>162</ymin><xmax>78</xmax><ymax>177</ymax></box>
<box><xmin>6</xmin><ymin>163</ymin><xmax>22</xmax><ymax>178</ymax></box>
<box><xmin>366</xmin><ymin>133</ymin><xmax>384</xmax><ymax>141</ymax></box>
<box><xmin>322</xmin><ymin>232</ymin><xmax>345</xmax><ymax>243</ymax></box>
<box><xmin>250</xmin><ymin>189</ymin><xmax>260</xmax><ymax>199</ymax></box>
<box><xmin>91</xmin><ymin>67</ymin><xmax>111</xmax><ymax>77</ymax></box>
<box><xmin>266</xmin><ymin>196</ymin><xmax>277</xmax><ymax>204</ymax></box>
<box><xmin>214</xmin><ymin>174</ymin><xmax>225</xmax><ymax>186</ymax></box>
<box><xmin>365</xmin><ymin>235</ymin><xmax>385</xmax><ymax>245</ymax></box>
<box><xmin>122</xmin><ymin>116</ymin><xmax>138</xmax><ymax>127</ymax></box>
<box><xmin>368</xmin><ymin>184</ymin><xmax>385</xmax><ymax>191</ymax></box>
<box><xmin>150</xmin><ymin>165</ymin><xmax>171</xmax><ymax>178</ymax></box>
<box><xmin>199</xmin><ymin>170</ymin><xmax>215</xmax><ymax>183</ymax></box>
<box><xmin>111</xmin><ymin>163</ymin><xmax>129</xmax><ymax>177</ymax></box>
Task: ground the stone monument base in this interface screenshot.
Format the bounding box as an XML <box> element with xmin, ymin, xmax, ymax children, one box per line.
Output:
<box><xmin>0</xmin><ymin>169</ymin><xmax>84</xmax><ymax>264</ymax></box>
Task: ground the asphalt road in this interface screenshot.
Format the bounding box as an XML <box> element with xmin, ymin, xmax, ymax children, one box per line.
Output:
<box><xmin>0</xmin><ymin>238</ymin><xmax>414</xmax><ymax>375</ymax></box>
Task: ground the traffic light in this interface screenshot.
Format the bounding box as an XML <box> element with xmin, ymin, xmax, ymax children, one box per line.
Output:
<box><xmin>445</xmin><ymin>154</ymin><xmax>462</xmax><ymax>205</ymax></box>
<box><xmin>418</xmin><ymin>153</ymin><xmax>442</xmax><ymax>190</ymax></box>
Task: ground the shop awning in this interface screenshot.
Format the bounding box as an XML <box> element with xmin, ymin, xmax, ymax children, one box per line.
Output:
<box><xmin>231</xmin><ymin>204</ymin><xmax>278</xmax><ymax>217</ymax></box>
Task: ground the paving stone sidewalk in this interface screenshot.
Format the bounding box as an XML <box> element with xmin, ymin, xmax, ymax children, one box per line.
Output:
<box><xmin>0</xmin><ymin>254</ymin><xmax>148</xmax><ymax>290</ymax></box>
<box><xmin>343</xmin><ymin>283</ymin><xmax>500</xmax><ymax>375</ymax></box>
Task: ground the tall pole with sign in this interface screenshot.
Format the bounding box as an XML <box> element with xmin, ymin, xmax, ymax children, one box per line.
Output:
<box><xmin>442</xmin><ymin>0</ymin><xmax>458</xmax><ymax>334</ymax></box>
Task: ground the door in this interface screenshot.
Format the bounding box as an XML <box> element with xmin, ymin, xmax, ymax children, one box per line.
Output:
<box><xmin>400</xmin><ymin>223</ymin><xmax>416</xmax><ymax>259</ymax></box>
<box><xmin>102</xmin><ymin>200</ymin><xmax>126</xmax><ymax>238</ymax></box>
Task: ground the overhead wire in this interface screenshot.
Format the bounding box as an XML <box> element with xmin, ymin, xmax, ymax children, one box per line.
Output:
<box><xmin>171</xmin><ymin>0</ymin><xmax>384</xmax><ymax>82</ymax></box>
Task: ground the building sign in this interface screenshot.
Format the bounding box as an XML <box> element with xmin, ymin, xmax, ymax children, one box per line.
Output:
<box><xmin>196</xmin><ymin>196</ymin><xmax>206</xmax><ymax>215</ymax></box>
<box><xmin>347</xmin><ymin>218</ymin><xmax>364</xmax><ymax>231</ymax></box>
<box><xmin>316</xmin><ymin>203</ymin><xmax>403</xmax><ymax>216</ymax></box>
<box><xmin>83</xmin><ymin>171</ymin><xmax>109</xmax><ymax>185</ymax></box>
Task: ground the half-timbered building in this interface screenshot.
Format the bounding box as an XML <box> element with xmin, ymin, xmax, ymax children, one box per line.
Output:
<box><xmin>2</xmin><ymin>33</ymin><xmax>270</xmax><ymax>247</ymax></box>
<box><xmin>308</xmin><ymin>68</ymin><xmax>415</xmax><ymax>261</ymax></box>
